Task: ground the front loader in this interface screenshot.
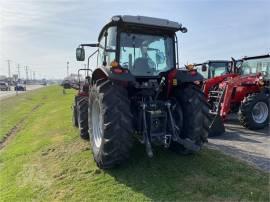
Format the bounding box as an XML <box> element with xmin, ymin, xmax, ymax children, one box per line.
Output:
<box><xmin>208</xmin><ymin>54</ymin><xmax>270</xmax><ymax>136</ymax></box>
<box><xmin>75</xmin><ymin>15</ymin><xmax>211</xmax><ymax>169</ymax></box>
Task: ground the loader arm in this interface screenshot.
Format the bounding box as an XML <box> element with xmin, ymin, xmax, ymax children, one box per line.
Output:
<box><xmin>203</xmin><ymin>73</ymin><xmax>238</xmax><ymax>99</ymax></box>
<box><xmin>219</xmin><ymin>75</ymin><xmax>261</xmax><ymax>119</ymax></box>
<box><xmin>219</xmin><ymin>81</ymin><xmax>235</xmax><ymax>119</ymax></box>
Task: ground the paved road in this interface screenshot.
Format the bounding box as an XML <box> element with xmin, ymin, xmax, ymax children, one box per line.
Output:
<box><xmin>0</xmin><ymin>85</ymin><xmax>44</xmax><ymax>100</ymax></box>
<box><xmin>207</xmin><ymin>115</ymin><xmax>269</xmax><ymax>172</ymax></box>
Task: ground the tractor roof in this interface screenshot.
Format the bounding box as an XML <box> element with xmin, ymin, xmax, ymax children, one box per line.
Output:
<box><xmin>205</xmin><ymin>60</ymin><xmax>230</xmax><ymax>63</ymax></box>
<box><xmin>194</xmin><ymin>60</ymin><xmax>230</xmax><ymax>66</ymax></box>
<box><xmin>242</xmin><ymin>54</ymin><xmax>270</xmax><ymax>61</ymax></box>
<box><xmin>98</xmin><ymin>15</ymin><xmax>186</xmax><ymax>41</ymax></box>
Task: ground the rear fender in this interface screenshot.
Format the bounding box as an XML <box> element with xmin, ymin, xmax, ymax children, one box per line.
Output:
<box><xmin>92</xmin><ymin>67</ymin><xmax>135</xmax><ymax>85</ymax></box>
<box><xmin>176</xmin><ymin>70</ymin><xmax>204</xmax><ymax>84</ymax></box>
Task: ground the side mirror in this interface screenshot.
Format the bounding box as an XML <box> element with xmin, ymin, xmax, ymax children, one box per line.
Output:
<box><xmin>202</xmin><ymin>64</ymin><xmax>207</xmax><ymax>72</ymax></box>
<box><xmin>76</xmin><ymin>47</ymin><xmax>85</xmax><ymax>61</ymax></box>
<box><xmin>180</xmin><ymin>27</ymin><xmax>188</xmax><ymax>33</ymax></box>
<box><xmin>156</xmin><ymin>51</ymin><xmax>165</xmax><ymax>64</ymax></box>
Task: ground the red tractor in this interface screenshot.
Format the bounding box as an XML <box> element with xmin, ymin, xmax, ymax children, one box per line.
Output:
<box><xmin>75</xmin><ymin>15</ymin><xmax>211</xmax><ymax>169</ymax></box>
<box><xmin>208</xmin><ymin>54</ymin><xmax>270</xmax><ymax>136</ymax></box>
<box><xmin>195</xmin><ymin>60</ymin><xmax>235</xmax><ymax>79</ymax></box>
<box><xmin>72</xmin><ymin>68</ymin><xmax>92</xmax><ymax>139</ymax></box>
<box><xmin>194</xmin><ymin>60</ymin><xmax>240</xmax><ymax>98</ymax></box>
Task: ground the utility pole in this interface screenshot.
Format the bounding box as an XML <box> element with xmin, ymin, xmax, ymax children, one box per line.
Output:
<box><xmin>25</xmin><ymin>66</ymin><xmax>29</xmax><ymax>84</ymax></box>
<box><xmin>17</xmin><ymin>64</ymin><xmax>20</xmax><ymax>80</ymax></box>
<box><xmin>33</xmin><ymin>71</ymin><xmax>35</xmax><ymax>81</ymax></box>
<box><xmin>29</xmin><ymin>70</ymin><xmax>32</xmax><ymax>80</ymax></box>
<box><xmin>6</xmin><ymin>60</ymin><xmax>11</xmax><ymax>80</ymax></box>
<box><xmin>67</xmin><ymin>61</ymin><xmax>69</xmax><ymax>77</ymax></box>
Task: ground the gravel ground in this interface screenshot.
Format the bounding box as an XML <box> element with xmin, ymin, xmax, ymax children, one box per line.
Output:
<box><xmin>207</xmin><ymin>115</ymin><xmax>270</xmax><ymax>172</ymax></box>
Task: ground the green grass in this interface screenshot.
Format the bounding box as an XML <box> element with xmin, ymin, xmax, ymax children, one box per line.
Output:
<box><xmin>0</xmin><ymin>88</ymin><xmax>50</xmax><ymax>141</ymax></box>
<box><xmin>0</xmin><ymin>85</ymin><xmax>269</xmax><ymax>201</ymax></box>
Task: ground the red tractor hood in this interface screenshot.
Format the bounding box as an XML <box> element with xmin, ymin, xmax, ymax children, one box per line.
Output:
<box><xmin>218</xmin><ymin>73</ymin><xmax>261</xmax><ymax>89</ymax></box>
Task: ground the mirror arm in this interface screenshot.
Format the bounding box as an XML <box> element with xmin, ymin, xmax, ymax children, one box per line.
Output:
<box><xmin>87</xmin><ymin>49</ymin><xmax>99</xmax><ymax>69</ymax></box>
<box><xmin>78</xmin><ymin>68</ymin><xmax>93</xmax><ymax>78</ymax></box>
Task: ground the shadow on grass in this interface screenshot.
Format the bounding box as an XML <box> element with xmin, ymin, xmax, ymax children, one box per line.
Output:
<box><xmin>106</xmin><ymin>142</ymin><xmax>268</xmax><ymax>201</ymax></box>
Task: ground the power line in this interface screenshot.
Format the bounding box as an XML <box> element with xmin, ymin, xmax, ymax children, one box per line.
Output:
<box><xmin>3</xmin><ymin>59</ymin><xmax>43</xmax><ymax>81</ymax></box>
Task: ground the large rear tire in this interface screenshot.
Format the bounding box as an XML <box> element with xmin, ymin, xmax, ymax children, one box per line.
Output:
<box><xmin>240</xmin><ymin>93</ymin><xmax>269</xmax><ymax>129</ymax></box>
<box><xmin>170</xmin><ymin>85</ymin><xmax>211</xmax><ymax>153</ymax></box>
<box><xmin>88</xmin><ymin>81</ymin><xmax>133</xmax><ymax>169</ymax></box>
<box><xmin>78</xmin><ymin>96</ymin><xmax>89</xmax><ymax>139</ymax></box>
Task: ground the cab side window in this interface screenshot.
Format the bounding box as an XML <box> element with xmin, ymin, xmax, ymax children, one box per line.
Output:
<box><xmin>97</xmin><ymin>26</ymin><xmax>117</xmax><ymax>67</ymax></box>
<box><xmin>106</xmin><ymin>26</ymin><xmax>117</xmax><ymax>65</ymax></box>
<box><xmin>97</xmin><ymin>34</ymin><xmax>105</xmax><ymax>67</ymax></box>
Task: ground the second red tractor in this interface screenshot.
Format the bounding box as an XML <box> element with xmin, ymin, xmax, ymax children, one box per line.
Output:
<box><xmin>72</xmin><ymin>68</ymin><xmax>91</xmax><ymax>139</ymax></box>
<box><xmin>205</xmin><ymin>54</ymin><xmax>270</xmax><ymax>136</ymax></box>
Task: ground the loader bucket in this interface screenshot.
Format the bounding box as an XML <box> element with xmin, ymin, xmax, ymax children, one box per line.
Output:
<box><xmin>208</xmin><ymin>114</ymin><xmax>225</xmax><ymax>137</ymax></box>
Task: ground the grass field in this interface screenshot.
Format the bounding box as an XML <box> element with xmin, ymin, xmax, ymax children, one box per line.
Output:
<box><xmin>0</xmin><ymin>85</ymin><xmax>269</xmax><ymax>201</ymax></box>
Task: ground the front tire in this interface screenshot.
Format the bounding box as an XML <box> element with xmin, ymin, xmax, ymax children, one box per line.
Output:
<box><xmin>88</xmin><ymin>81</ymin><xmax>133</xmax><ymax>169</ymax></box>
<box><xmin>171</xmin><ymin>85</ymin><xmax>211</xmax><ymax>153</ymax></box>
<box><xmin>240</xmin><ymin>93</ymin><xmax>269</xmax><ymax>129</ymax></box>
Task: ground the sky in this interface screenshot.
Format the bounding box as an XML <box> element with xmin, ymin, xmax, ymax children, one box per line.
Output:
<box><xmin>0</xmin><ymin>0</ymin><xmax>269</xmax><ymax>79</ymax></box>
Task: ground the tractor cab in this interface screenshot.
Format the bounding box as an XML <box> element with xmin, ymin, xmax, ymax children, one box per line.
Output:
<box><xmin>201</xmin><ymin>60</ymin><xmax>240</xmax><ymax>99</ymax></box>
<box><xmin>195</xmin><ymin>60</ymin><xmax>234</xmax><ymax>79</ymax></box>
<box><xmin>75</xmin><ymin>15</ymin><xmax>204</xmax><ymax>84</ymax></box>
<box><xmin>239</xmin><ymin>54</ymin><xmax>270</xmax><ymax>81</ymax></box>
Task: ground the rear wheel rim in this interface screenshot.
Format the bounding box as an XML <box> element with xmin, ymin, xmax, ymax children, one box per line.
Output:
<box><xmin>251</xmin><ymin>101</ymin><xmax>268</xmax><ymax>124</ymax></box>
<box><xmin>92</xmin><ymin>100</ymin><xmax>103</xmax><ymax>148</ymax></box>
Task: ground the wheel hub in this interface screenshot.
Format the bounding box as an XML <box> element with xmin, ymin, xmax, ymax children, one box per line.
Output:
<box><xmin>251</xmin><ymin>101</ymin><xmax>268</xmax><ymax>124</ymax></box>
<box><xmin>92</xmin><ymin>100</ymin><xmax>103</xmax><ymax>148</ymax></box>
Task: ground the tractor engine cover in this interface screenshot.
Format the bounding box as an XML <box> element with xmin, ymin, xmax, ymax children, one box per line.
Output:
<box><xmin>146</xmin><ymin>107</ymin><xmax>167</xmax><ymax>142</ymax></box>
